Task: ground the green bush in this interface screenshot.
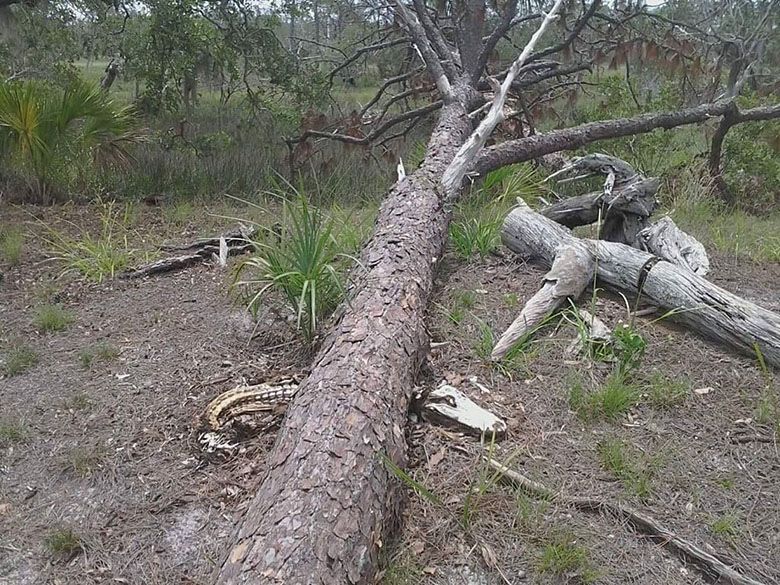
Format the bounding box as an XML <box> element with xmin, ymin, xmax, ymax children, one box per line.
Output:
<box><xmin>0</xmin><ymin>79</ymin><xmax>144</xmax><ymax>203</ymax></box>
<box><xmin>234</xmin><ymin>193</ymin><xmax>349</xmax><ymax>342</ymax></box>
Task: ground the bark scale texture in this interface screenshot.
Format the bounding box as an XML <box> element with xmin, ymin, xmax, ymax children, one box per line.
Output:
<box><xmin>215</xmin><ymin>101</ymin><xmax>473</xmax><ymax>585</ymax></box>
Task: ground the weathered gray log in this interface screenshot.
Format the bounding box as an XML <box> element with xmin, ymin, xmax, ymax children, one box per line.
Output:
<box><xmin>125</xmin><ymin>226</ymin><xmax>257</xmax><ymax>278</ymax></box>
<box><xmin>541</xmin><ymin>155</ymin><xmax>660</xmax><ymax>245</ymax></box>
<box><xmin>502</xmin><ymin>200</ymin><xmax>780</xmax><ymax>367</ymax></box>
<box><xmin>491</xmin><ymin>245</ymin><xmax>593</xmax><ymax>360</ymax></box>
<box><xmin>637</xmin><ymin>216</ymin><xmax>710</xmax><ymax>276</ymax></box>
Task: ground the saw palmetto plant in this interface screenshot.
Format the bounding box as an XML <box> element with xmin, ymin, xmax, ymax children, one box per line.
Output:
<box><xmin>0</xmin><ymin>79</ymin><xmax>144</xmax><ymax>202</ymax></box>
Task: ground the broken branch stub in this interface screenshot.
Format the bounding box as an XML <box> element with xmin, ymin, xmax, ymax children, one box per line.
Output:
<box><xmin>637</xmin><ymin>216</ymin><xmax>710</xmax><ymax>276</ymax></box>
<box><xmin>421</xmin><ymin>384</ymin><xmax>507</xmax><ymax>440</ymax></box>
<box><xmin>491</xmin><ymin>245</ymin><xmax>593</xmax><ymax>361</ymax></box>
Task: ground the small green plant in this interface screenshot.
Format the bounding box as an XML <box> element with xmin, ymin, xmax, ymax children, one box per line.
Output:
<box><xmin>502</xmin><ymin>292</ymin><xmax>519</xmax><ymax>308</ymax></box>
<box><xmin>442</xmin><ymin>289</ymin><xmax>477</xmax><ymax>325</ymax></box>
<box><xmin>449</xmin><ymin>214</ymin><xmax>502</xmax><ymax>259</ymax></box>
<box><xmin>495</xmin><ymin>340</ymin><xmax>537</xmax><ymax>378</ymax></box>
<box><xmin>33</xmin><ymin>304</ymin><xmax>74</xmax><ymax>332</ymax></box>
<box><xmin>66</xmin><ymin>446</ymin><xmax>106</xmax><ymax>477</ymax></box>
<box><xmin>571</xmin><ymin>372</ymin><xmax>640</xmax><ymax>421</ymax></box>
<box><xmin>645</xmin><ymin>373</ymin><xmax>690</xmax><ymax>409</ymax></box>
<box><xmin>0</xmin><ymin>419</ymin><xmax>26</xmax><ymax>445</ymax></box>
<box><xmin>754</xmin><ymin>391</ymin><xmax>779</xmax><ymax>427</ymax></box>
<box><xmin>381</xmin><ymin>556</ymin><xmax>423</xmax><ymax>585</ymax></box>
<box><xmin>0</xmin><ymin>226</ymin><xmax>23</xmax><ymax>265</ymax></box>
<box><xmin>611</xmin><ymin>322</ymin><xmax>647</xmax><ymax>377</ymax></box>
<box><xmin>472</xmin><ymin>317</ymin><xmax>495</xmax><ymax>361</ymax></box>
<box><xmin>713</xmin><ymin>475</ymin><xmax>735</xmax><ymax>490</ymax></box>
<box><xmin>710</xmin><ymin>512</ymin><xmax>741</xmax><ymax>539</ymax></box>
<box><xmin>40</xmin><ymin>198</ymin><xmax>135</xmax><ymax>282</ymax></box>
<box><xmin>3</xmin><ymin>343</ymin><xmax>39</xmax><ymax>376</ymax></box>
<box><xmin>537</xmin><ymin>531</ymin><xmax>597</xmax><ymax>583</ymax></box>
<box><xmin>78</xmin><ymin>342</ymin><xmax>120</xmax><ymax>369</ymax></box>
<box><xmin>44</xmin><ymin>528</ymin><xmax>83</xmax><ymax>559</ymax></box>
<box><xmin>597</xmin><ymin>437</ymin><xmax>657</xmax><ymax>499</ymax></box>
<box><xmin>514</xmin><ymin>490</ymin><xmax>549</xmax><ymax>533</ymax></box>
<box><xmin>234</xmin><ymin>193</ymin><xmax>348</xmax><ymax>342</ymax></box>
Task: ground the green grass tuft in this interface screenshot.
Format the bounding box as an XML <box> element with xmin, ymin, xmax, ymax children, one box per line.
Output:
<box><xmin>44</xmin><ymin>528</ymin><xmax>83</xmax><ymax>558</ymax></box>
<box><xmin>570</xmin><ymin>373</ymin><xmax>640</xmax><ymax>421</ymax></box>
<box><xmin>710</xmin><ymin>512</ymin><xmax>741</xmax><ymax>538</ymax></box>
<box><xmin>3</xmin><ymin>343</ymin><xmax>39</xmax><ymax>376</ymax></box>
<box><xmin>78</xmin><ymin>342</ymin><xmax>120</xmax><ymax>369</ymax></box>
<box><xmin>645</xmin><ymin>373</ymin><xmax>691</xmax><ymax>409</ymax></box>
<box><xmin>596</xmin><ymin>438</ymin><xmax>658</xmax><ymax>499</ymax></box>
<box><xmin>33</xmin><ymin>304</ymin><xmax>74</xmax><ymax>333</ymax></box>
<box><xmin>0</xmin><ymin>225</ymin><xmax>23</xmax><ymax>265</ymax></box>
<box><xmin>0</xmin><ymin>419</ymin><xmax>27</xmax><ymax>445</ymax></box>
<box><xmin>66</xmin><ymin>446</ymin><xmax>106</xmax><ymax>478</ymax></box>
<box><xmin>537</xmin><ymin>532</ymin><xmax>598</xmax><ymax>583</ymax></box>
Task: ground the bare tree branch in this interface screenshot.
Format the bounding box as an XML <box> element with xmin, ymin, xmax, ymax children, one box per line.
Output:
<box><xmin>471</xmin><ymin>0</ymin><xmax>519</xmax><ymax>84</ymax></box>
<box><xmin>441</xmin><ymin>0</ymin><xmax>567</xmax><ymax>195</ymax></box>
<box><xmin>394</xmin><ymin>0</ymin><xmax>454</xmax><ymax>100</ymax></box>
<box><xmin>474</xmin><ymin>101</ymin><xmax>780</xmax><ymax>177</ymax></box>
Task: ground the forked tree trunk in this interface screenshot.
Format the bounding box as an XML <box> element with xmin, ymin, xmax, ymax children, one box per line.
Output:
<box><xmin>215</xmin><ymin>101</ymin><xmax>473</xmax><ymax>584</ymax></box>
<box><xmin>502</xmin><ymin>201</ymin><xmax>780</xmax><ymax>367</ymax></box>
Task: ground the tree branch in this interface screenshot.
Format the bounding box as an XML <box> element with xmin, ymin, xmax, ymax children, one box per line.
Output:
<box><xmin>394</xmin><ymin>0</ymin><xmax>454</xmax><ymax>101</ymax></box>
<box><xmin>441</xmin><ymin>0</ymin><xmax>567</xmax><ymax>195</ymax></box>
<box><xmin>529</xmin><ymin>0</ymin><xmax>602</xmax><ymax>63</ymax></box>
<box><xmin>471</xmin><ymin>0</ymin><xmax>519</xmax><ymax>84</ymax></box>
<box><xmin>474</xmin><ymin>101</ymin><xmax>780</xmax><ymax>177</ymax></box>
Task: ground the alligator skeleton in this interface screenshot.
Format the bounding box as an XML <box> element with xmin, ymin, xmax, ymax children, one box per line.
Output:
<box><xmin>198</xmin><ymin>377</ymin><xmax>507</xmax><ymax>455</ymax></box>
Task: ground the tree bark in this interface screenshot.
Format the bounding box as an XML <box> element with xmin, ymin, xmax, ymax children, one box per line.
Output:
<box><xmin>215</xmin><ymin>100</ymin><xmax>474</xmax><ymax>585</ymax></box>
<box><xmin>502</xmin><ymin>200</ymin><xmax>780</xmax><ymax>367</ymax></box>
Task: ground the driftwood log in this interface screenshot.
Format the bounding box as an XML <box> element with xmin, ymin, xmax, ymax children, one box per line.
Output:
<box><xmin>500</xmin><ymin>198</ymin><xmax>780</xmax><ymax>367</ymax></box>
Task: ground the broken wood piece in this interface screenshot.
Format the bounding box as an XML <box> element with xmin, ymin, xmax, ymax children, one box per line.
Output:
<box><xmin>487</xmin><ymin>459</ymin><xmax>766</xmax><ymax>585</ymax></box>
<box><xmin>421</xmin><ymin>384</ymin><xmax>507</xmax><ymax>440</ymax></box>
<box><xmin>502</xmin><ymin>200</ymin><xmax>780</xmax><ymax>367</ymax></box>
<box><xmin>160</xmin><ymin>225</ymin><xmax>257</xmax><ymax>252</ymax></box>
<box><xmin>637</xmin><ymin>216</ymin><xmax>710</xmax><ymax>276</ymax></box>
<box><xmin>565</xmin><ymin>308</ymin><xmax>612</xmax><ymax>357</ymax></box>
<box><xmin>542</xmin><ymin>154</ymin><xmax>663</xmax><ymax>246</ymax></box>
<box><xmin>491</xmin><ymin>246</ymin><xmax>593</xmax><ymax>361</ymax></box>
<box><xmin>125</xmin><ymin>226</ymin><xmax>257</xmax><ymax>278</ymax></box>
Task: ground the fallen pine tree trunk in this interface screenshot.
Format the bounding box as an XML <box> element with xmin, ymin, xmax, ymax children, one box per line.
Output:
<box><xmin>501</xmin><ymin>199</ymin><xmax>780</xmax><ymax>367</ymax></box>
<box><xmin>214</xmin><ymin>101</ymin><xmax>476</xmax><ymax>584</ymax></box>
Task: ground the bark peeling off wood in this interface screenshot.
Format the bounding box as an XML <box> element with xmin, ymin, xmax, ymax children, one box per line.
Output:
<box><xmin>491</xmin><ymin>245</ymin><xmax>593</xmax><ymax>361</ymax></box>
<box><xmin>502</xmin><ymin>200</ymin><xmax>780</xmax><ymax>367</ymax></box>
<box><xmin>421</xmin><ymin>384</ymin><xmax>507</xmax><ymax>439</ymax></box>
<box><xmin>637</xmin><ymin>216</ymin><xmax>710</xmax><ymax>276</ymax></box>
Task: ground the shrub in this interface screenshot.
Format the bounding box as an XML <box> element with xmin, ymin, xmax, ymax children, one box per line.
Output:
<box><xmin>234</xmin><ymin>193</ymin><xmax>348</xmax><ymax>342</ymax></box>
<box><xmin>0</xmin><ymin>79</ymin><xmax>144</xmax><ymax>203</ymax></box>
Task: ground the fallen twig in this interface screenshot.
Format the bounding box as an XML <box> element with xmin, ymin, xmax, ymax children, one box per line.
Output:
<box><xmin>486</xmin><ymin>458</ymin><xmax>767</xmax><ymax>585</ymax></box>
